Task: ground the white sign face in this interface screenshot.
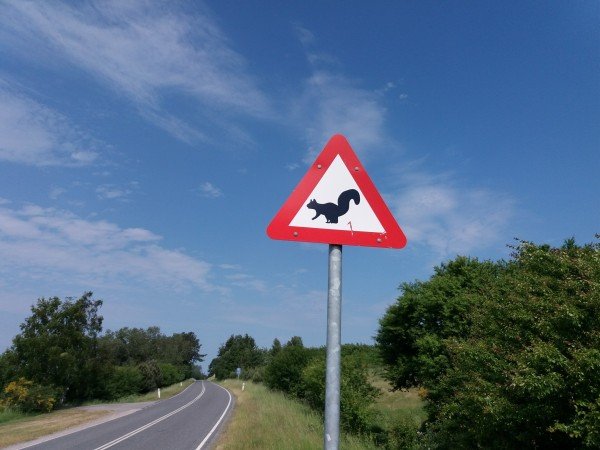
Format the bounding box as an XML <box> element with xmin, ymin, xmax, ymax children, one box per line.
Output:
<box><xmin>289</xmin><ymin>155</ymin><xmax>385</xmax><ymax>233</ymax></box>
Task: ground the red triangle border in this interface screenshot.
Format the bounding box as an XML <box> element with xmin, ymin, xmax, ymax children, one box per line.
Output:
<box><xmin>267</xmin><ymin>135</ymin><xmax>407</xmax><ymax>249</ymax></box>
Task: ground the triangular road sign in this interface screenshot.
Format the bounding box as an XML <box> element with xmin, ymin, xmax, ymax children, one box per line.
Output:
<box><xmin>267</xmin><ymin>134</ymin><xmax>407</xmax><ymax>248</ymax></box>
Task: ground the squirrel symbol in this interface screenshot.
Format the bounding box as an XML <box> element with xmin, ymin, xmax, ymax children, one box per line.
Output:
<box><xmin>306</xmin><ymin>189</ymin><xmax>360</xmax><ymax>224</ymax></box>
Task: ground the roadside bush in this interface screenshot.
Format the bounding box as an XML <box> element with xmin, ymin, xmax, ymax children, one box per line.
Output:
<box><xmin>1</xmin><ymin>377</ymin><xmax>57</xmax><ymax>413</ymax></box>
<box><xmin>158</xmin><ymin>363</ymin><xmax>183</xmax><ymax>387</ymax></box>
<box><xmin>386</xmin><ymin>416</ymin><xmax>420</xmax><ymax>450</ymax></box>
<box><xmin>106</xmin><ymin>366</ymin><xmax>143</xmax><ymax>399</ymax></box>
<box><xmin>264</xmin><ymin>344</ymin><xmax>310</xmax><ymax>397</ymax></box>
<box><xmin>137</xmin><ymin>360</ymin><xmax>162</xmax><ymax>392</ymax></box>
<box><xmin>377</xmin><ymin>237</ymin><xmax>600</xmax><ymax>448</ymax></box>
<box><xmin>301</xmin><ymin>354</ymin><xmax>379</xmax><ymax>433</ymax></box>
<box><xmin>241</xmin><ymin>366</ymin><xmax>264</xmax><ymax>383</ymax></box>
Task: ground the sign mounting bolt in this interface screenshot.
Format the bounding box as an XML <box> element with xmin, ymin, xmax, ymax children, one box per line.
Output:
<box><xmin>293</xmin><ymin>231</ymin><xmax>299</xmax><ymax>237</ymax></box>
<box><xmin>317</xmin><ymin>164</ymin><xmax>322</xmax><ymax>169</ymax></box>
<box><xmin>354</xmin><ymin>166</ymin><xmax>359</xmax><ymax>171</ymax></box>
<box><xmin>376</xmin><ymin>237</ymin><xmax>382</xmax><ymax>243</ymax></box>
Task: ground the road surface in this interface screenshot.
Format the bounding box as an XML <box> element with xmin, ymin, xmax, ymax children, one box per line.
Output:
<box><xmin>18</xmin><ymin>381</ymin><xmax>232</xmax><ymax>450</ymax></box>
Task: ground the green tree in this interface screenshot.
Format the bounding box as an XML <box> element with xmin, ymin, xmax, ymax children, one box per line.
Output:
<box><xmin>99</xmin><ymin>327</ymin><xmax>204</xmax><ymax>379</ymax></box>
<box><xmin>160</xmin><ymin>332</ymin><xmax>204</xmax><ymax>368</ymax></box>
<box><xmin>264</xmin><ymin>337</ymin><xmax>310</xmax><ymax>396</ymax></box>
<box><xmin>105</xmin><ymin>366</ymin><xmax>143</xmax><ymax>399</ymax></box>
<box><xmin>377</xmin><ymin>238</ymin><xmax>600</xmax><ymax>448</ymax></box>
<box><xmin>208</xmin><ymin>334</ymin><xmax>264</xmax><ymax>380</ymax></box>
<box><xmin>9</xmin><ymin>292</ymin><xmax>103</xmax><ymax>401</ymax></box>
<box><xmin>376</xmin><ymin>257</ymin><xmax>502</xmax><ymax>390</ymax></box>
<box><xmin>270</xmin><ymin>338</ymin><xmax>282</xmax><ymax>356</ymax></box>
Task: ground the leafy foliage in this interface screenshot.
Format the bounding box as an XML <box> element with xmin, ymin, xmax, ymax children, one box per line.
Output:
<box><xmin>208</xmin><ymin>334</ymin><xmax>265</xmax><ymax>380</ymax></box>
<box><xmin>9</xmin><ymin>292</ymin><xmax>103</xmax><ymax>401</ymax></box>
<box><xmin>301</xmin><ymin>351</ymin><xmax>379</xmax><ymax>433</ymax></box>
<box><xmin>105</xmin><ymin>366</ymin><xmax>143</xmax><ymax>399</ymax></box>
<box><xmin>0</xmin><ymin>293</ymin><xmax>204</xmax><ymax>402</ymax></box>
<box><xmin>264</xmin><ymin>337</ymin><xmax>310</xmax><ymax>396</ymax></box>
<box><xmin>1</xmin><ymin>378</ymin><xmax>57</xmax><ymax>413</ymax></box>
<box><xmin>377</xmin><ymin>237</ymin><xmax>600</xmax><ymax>448</ymax></box>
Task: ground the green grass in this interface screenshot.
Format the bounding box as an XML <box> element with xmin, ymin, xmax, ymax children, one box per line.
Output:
<box><xmin>111</xmin><ymin>378</ymin><xmax>196</xmax><ymax>403</ymax></box>
<box><xmin>215</xmin><ymin>379</ymin><xmax>379</xmax><ymax>450</ymax></box>
<box><xmin>0</xmin><ymin>408</ymin><xmax>29</xmax><ymax>424</ymax></box>
<box><xmin>370</xmin><ymin>375</ymin><xmax>427</xmax><ymax>430</ymax></box>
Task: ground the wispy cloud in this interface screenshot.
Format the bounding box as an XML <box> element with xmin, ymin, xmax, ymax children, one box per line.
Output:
<box><xmin>95</xmin><ymin>182</ymin><xmax>139</xmax><ymax>202</ymax></box>
<box><xmin>1</xmin><ymin>0</ymin><xmax>271</xmax><ymax>143</ymax></box>
<box><xmin>291</xmin><ymin>27</ymin><xmax>390</xmax><ymax>162</ymax></box>
<box><xmin>196</xmin><ymin>182</ymin><xmax>223</xmax><ymax>199</ymax></box>
<box><xmin>297</xmin><ymin>71</ymin><xmax>388</xmax><ymax>162</ymax></box>
<box><xmin>389</xmin><ymin>168</ymin><xmax>514</xmax><ymax>258</ymax></box>
<box><xmin>0</xmin><ymin>203</ymin><xmax>215</xmax><ymax>291</ymax></box>
<box><xmin>0</xmin><ymin>84</ymin><xmax>100</xmax><ymax>166</ymax></box>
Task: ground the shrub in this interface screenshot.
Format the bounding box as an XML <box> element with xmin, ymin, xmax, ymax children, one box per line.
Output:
<box><xmin>264</xmin><ymin>344</ymin><xmax>310</xmax><ymax>397</ymax></box>
<box><xmin>301</xmin><ymin>353</ymin><xmax>379</xmax><ymax>433</ymax></box>
<box><xmin>386</xmin><ymin>416</ymin><xmax>420</xmax><ymax>450</ymax></box>
<box><xmin>106</xmin><ymin>366</ymin><xmax>143</xmax><ymax>399</ymax></box>
<box><xmin>377</xmin><ymin>238</ymin><xmax>600</xmax><ymax>448</ymax></box>
<box><xmin>1</xmin><ymin>378</ymin><xmax>57</xmax><ymax>413</ymax></box>
<box><xmin>158</xmin><ymin>363</ymin><xmax>183</xmax><ymax>387</ymax></box>
<box><xmin>137</xmin><ymin>360</ymin><xmax>162</xmax><ymax>392</ymax></box>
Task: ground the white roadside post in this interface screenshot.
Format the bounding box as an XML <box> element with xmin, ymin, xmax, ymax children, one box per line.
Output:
<box><xmin>157</xmin><ymin>388</ymin><xmax>161</xmax><ymax>399</ymax></box>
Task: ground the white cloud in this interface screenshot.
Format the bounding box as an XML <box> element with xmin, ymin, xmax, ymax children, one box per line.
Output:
<box><xmin>197</xmin><ymin>182</ymin><xmax>223</xmax><ymax>199</ymax></box>
<box><xmin>294</xmin><ymin>71</ymin><xmax>389</xmax><ymax>162</ymax></box>
<box><xmin>389</xmin><ymin>169</ymin><xmax>514</xmax><ymax>257</ymax></box>
<box><xmin>0</xmin><ymin>85</ymin><xmax>100</xmax><ymax>166</ymax></box>
<box><xmin>95</xmin><ymin>183</ymin><xmax>138</xmax><ymax>201</ymax></box>
<box><xmin>225</xmin><ymin>273</ymin><xmax>268</xmax><ymax>293</ymax></box>
<box><xmin>49</xmin><ymin>187</ymin><xmax>66</xmax><ymax>200</ymax></box>
<box><xmin>0</xmin><ymin>204</ymin><xmax>214</xmax><ymax>291</ymax></box>
<box><xmin>293</xmin><ymin>25</ymin><xmax>316</xmax><ymax>46</ymax></box>
<box><xmin>290</xmin><ymin>27</ymin><xmax>390</xmax><ymax>161</ymax></box>
<box><xmin>1</xmin><ymin>0</ymin><xmax>270</xmax><ymax>143</ymax></box>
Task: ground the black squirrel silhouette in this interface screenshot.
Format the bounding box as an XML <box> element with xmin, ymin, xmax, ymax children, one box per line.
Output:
<box><xmin>306</xmin><ymin>189</ymin><xmax>361</xmax><ymax>224</ymax></box>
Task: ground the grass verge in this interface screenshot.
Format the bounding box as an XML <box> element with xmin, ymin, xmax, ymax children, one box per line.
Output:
<box><xmin>0</xmin><ymin>378</ymin><xmax>195</xmax><ymax>447</ymax></box>
<box><xmin>214</xmin><ymin>379</ymin><xmax>379</xmax><ymax>450</ymax></box>
<box><xmin>370</xmin><ymin>375</ymin><xmax>426</xmax><ymax>430</ymax></box>
<box><xmin>0</xmin><ymin>408</ymin><xmax>109</xmax><ymax>448</ymax></box>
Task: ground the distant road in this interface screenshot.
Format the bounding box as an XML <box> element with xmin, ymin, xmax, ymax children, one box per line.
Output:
<box><xmin>21</xmin><ymin>381</ymin><xmax>232</xmax><ymax>450</ymax></box>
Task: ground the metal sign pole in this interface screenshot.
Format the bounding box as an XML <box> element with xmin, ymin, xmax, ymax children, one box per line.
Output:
<box><xmin>324</xmin><ymin>244</ymin><xmax>342</xmax><ymax>450</ymax></box>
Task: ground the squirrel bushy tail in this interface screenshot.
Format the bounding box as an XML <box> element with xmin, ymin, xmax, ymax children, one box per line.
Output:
<box><xmin>336</xmin><ymin>189</ymin><xmax>360</xmax><ymax>216</ymax></box>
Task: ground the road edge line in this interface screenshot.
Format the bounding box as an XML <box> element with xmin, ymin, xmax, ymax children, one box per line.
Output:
<box><xmin>195</xmin><ymin>382</ymin><xmax>233</xmax><ymax>449</ymax></box>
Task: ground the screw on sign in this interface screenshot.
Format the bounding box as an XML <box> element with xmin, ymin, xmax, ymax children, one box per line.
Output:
<box><xmin>267</xmin><ymin>134</ymin><xmax>406</xmax><ymax>450</ymax></box>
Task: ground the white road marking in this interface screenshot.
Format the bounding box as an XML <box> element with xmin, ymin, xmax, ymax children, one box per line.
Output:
<box><xmin>195</xmin><ymin>383</ymin><xmax>233</xmax><ymax>449</ymax></box>
<box><xmin>93</xmin><ymin>381</ymin><xmax>206</xmax><ymax>450</ymax></box>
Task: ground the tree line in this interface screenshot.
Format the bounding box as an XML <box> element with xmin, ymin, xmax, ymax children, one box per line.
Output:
<box><xmin>0</xmin><ymin>293</ymin><xmax>204</xmax><ymax>411</ymax></box>
<box><xmin>208</xmin><ymin>334</ymin><xmax>380</xmax><ymax>436</ymax></box>
<box><xmin>209</xmin><ymin>237</ymin><xmax>599</xmax><ymax>449</ymax></box>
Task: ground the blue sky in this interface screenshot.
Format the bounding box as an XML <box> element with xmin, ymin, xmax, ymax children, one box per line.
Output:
<box><xmin>0</xmin><ymin>1</ymin><xmax>598</xmax><ymax>367</ymax></box>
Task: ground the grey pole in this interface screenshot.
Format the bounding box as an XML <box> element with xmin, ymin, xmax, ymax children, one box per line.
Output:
<box><xmin>324</xmin><ymin>244</ymin><xmax>342</xmax><ymax>449</ymax></box>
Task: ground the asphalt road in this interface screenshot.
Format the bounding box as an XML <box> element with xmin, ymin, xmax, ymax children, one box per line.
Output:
<box><xmin>21</xmin><ymin>381</ymin><xmax>233</xmax><ymax>450</ymax></box>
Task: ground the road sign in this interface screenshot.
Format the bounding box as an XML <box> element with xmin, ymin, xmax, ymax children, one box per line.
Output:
<box><xmin>267</xmin><ymin>134</ymin><xmax>407</xmax><ymax>248</ymax></box>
